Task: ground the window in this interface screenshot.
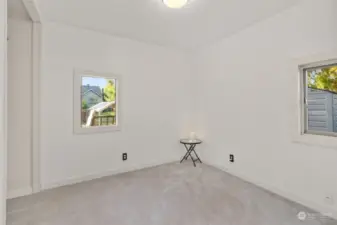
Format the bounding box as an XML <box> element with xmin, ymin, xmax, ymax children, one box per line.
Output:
<box><xmin>300</xmin><ymin>59</ymin><xmax>337</xmax><ymax>137</ymax></box>
<box><xmin>74</xmin><ymin>70</ymin><xmax>120</xmax><ymax>134</ymax></box>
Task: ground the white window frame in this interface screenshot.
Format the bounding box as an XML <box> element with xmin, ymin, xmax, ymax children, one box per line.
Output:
<box><xmin>291</xmin><ymin>51</ymin><xmax>337</xmax><ymax>148</ymax></box>
<box><xmin>299</xmin><ymin>59</ymin><xmax>337</xmax><ymax>137</ymax></box>
<box><xmin>73</xmin><ymin>69</ymin><xmax>121</xmax><ymax>134</ymax></box>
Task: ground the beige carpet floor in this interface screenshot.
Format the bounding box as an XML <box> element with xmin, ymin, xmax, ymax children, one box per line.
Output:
<box><xmin>7</xmin><ymin>162</ymin><xmax>337</xmax><ymax>225</ymax></box>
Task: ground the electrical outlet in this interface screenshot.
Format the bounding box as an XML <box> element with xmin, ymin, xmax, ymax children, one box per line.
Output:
<box><xmin>229</xmin><ymin>154</ymin><xmax>234</xmax><ymax>163</ymax></box>
<box><xmin>324</xmin><ymin>195</ymin><xmax>334</xmax><ymax>205</ymax></box>
<box><xmin>122</xmin><ymin>153</ymin><xmax>127</xmax><ymax>161</ymax></box>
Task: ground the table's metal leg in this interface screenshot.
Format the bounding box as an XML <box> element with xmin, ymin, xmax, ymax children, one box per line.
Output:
<box><xmin>183</xmin><ymin>144</ymin><xmax>192</xmax><ymax>160</ymax></box>
<box><xmin>191</xmin><ymin>148</ymin><xmax>202</xmax><ymax>163</ymax></box>
<box><xmin>180</xmin><ymin>144</ymin><xmax>194</xmax><ymax>163</ymax></box>
<box><xmin>180</xmin><ymin>143</ymin><xmax>202</xmax><ymax>167</ymax></box>
<box><xmin>189</xmin><ymin>144</ymin><xmax>197</xmax><ymax>167</ymax></box>
<box><xmin>180</xmin><ymin>144</ymin><xmax>198</xmax><ymax>167</ymax></box>
<box><xmin>191</xmin><ymin>149</ymin><xmax>197</xmax><ymax>167</ymax></box>
<box><xmin>180</xmin><ymin>145</ymin><xmax>189</xmax><ymax>162</ymax></box>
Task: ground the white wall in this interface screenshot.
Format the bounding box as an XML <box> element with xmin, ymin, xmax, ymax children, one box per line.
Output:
<box><xmin>40</xmin><ymin>22</ymin><xmax>193</xmax><ymax>189</ymax></box>
<box><xmin>7</xmin><ymin>19</ymin><xmax>33</xmax><ymax>198</ymax></box>
<box><xmin>0</xmin><ymin>0</ymin><xmax>6</xmax><ymax>223</ymax></box>
<box><xmin>194</xmin><ymin>0</ymin><xmax>337</xmax><ymax>218</ymax></box>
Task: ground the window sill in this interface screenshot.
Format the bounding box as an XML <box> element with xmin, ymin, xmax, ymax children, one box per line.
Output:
<box><xmin>74</xmin><ymin>125</ymin><xmax>121</xmax><ymax>135</ymax></box>
<box><xmin>293</xmin><ymin>132</ymin><xmax>337</xmax><ymax>149</ymax></box>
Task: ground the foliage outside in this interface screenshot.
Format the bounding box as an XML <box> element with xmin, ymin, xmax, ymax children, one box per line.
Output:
<box><xmin>308</xmin><ymin>66</ymin><xmax>337</xmax><ymax>93</ymax></box>
<box><xmin>103</xmin><ymin>80</ymin><xmax>116</xmax><ymax>102</ymax></box>
<box><xmin>81</xmin><ymin>77</ymin><xmax>117</xmax><ymax>127</ymax></box>
<box><xmin>82</xmin><ymin>100</ymin><xmax>88</xmax><ymax>110</ymax></box>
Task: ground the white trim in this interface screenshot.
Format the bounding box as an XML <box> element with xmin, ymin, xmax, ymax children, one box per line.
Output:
<box><xmin>0</xmin><ymin>0</ymin><xmax>7</xmax><ymax>224</ymax></box>
<box><xmin>204</xmin><ymin>160</ymin><xmax>337</xmax><ymax>220</ymax></box>
<box><xmin>299</xmin><ymin>58</ymin><xmax>337</xmax><ymax>137</ymax></box>
<box><xmin>22</xmin><ymin>0</ymin><xmax>41</xmax><ymax>23</ymax></box>
<box><xmin>73</xmin><ymin>70</ymin><xmax>122</xmax><ymax>134</ymax></box>
<box><xmin>42</xmin><ymin>160</ymin><xmax>178</xmax><ymax>190</ymax></box>
<box><xmin>290</xmin><ymin>50</ymin><xmax>337</xmax><ymax>149</ymax></box>
<box><xmin>7</xmin><ymin>187</ymin><xmax>32</xmax><ymax>199</ymax></box>
<box><xmin>31</xmin><ymin>22</ymin><xmax>41</xmax><ymax>193</ymax></box>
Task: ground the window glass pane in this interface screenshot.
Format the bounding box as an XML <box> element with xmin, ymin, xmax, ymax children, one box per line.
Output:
<box><xmin>81</xmin><ymin>76</ymin><xmax>117</xmax><ymax>127</ymax></box>
<box><xmin>306</xmin><ymin>65</ymin><xmax>337</xmax><ymax>133</ymax></box>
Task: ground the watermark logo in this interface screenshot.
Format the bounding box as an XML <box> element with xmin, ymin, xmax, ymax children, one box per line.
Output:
<box><xmin>297</xmin><ymin>211</ymin><xmax>307</xmax><ymax>221</ymax></box>
<box><xmin>297</xmin><ymin>211</ymin><xmax>332</xmax><ymax>221</ymax></box>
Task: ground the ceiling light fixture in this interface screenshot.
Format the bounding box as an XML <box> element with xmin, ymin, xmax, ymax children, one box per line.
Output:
<box><xmin>163</xmin><ymin>0</ymin><xmax>188</xmax><ymax>9</ymax></box>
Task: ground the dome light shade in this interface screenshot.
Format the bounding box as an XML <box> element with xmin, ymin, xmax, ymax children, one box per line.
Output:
<box><xmin>163</xmin><ymin>0</ymin><xmax>188</xmax><ymax>8</ymax></box>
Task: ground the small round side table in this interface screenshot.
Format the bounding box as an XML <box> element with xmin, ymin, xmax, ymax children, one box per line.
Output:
<box><xmin>180</xmin><ymin>139</ymin><xmax>202</xmax><ymax>167</ymax></box>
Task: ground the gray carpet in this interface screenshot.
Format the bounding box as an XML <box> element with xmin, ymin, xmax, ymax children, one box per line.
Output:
<box><xmin>7</xmin><ymin>162</ymin><xmax>337</xmax><ymax>225</ymax></box>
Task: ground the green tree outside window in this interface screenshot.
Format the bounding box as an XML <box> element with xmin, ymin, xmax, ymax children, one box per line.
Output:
<box><xmin>308</xmin><ymin>66</ymin><xmax>337</xmax><ymax>92</ymax></box>
<box><xmin>103</xmin><ymin>79</ymin><xmax>116</xmax><ymax>102</ymax></box>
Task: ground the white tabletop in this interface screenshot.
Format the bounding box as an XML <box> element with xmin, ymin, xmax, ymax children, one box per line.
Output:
<box><xmin>180</xmin><ymin>139</ymin><xmax>202</xmax><ymax>144</ymax></box>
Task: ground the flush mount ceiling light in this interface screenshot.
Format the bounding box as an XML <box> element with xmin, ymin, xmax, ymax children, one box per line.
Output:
<box><xmin>163</xmin><ymin>0</ymin><xmax>188</xmax><ymax>9</ymax></box>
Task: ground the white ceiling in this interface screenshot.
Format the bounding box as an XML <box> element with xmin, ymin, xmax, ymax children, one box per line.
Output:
<box><xmin>8</xmin><ymin>0</ymin><xmax>30</xmax><ymax>20</ymax></box>
<box><xmin>28</xmin><ymin>0</ymin><xmax>300</xmax><ymax>49</ymax></box>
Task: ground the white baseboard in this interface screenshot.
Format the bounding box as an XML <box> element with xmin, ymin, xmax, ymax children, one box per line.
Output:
<box><xmin>204</xmin><ymin>160</ymin><xmax>337</xmax><ymax>220</ymax></box>
<box><xmin>7</xmin><ymin>187</ymin><xmax>33</xmax><ymax>199</ymax></box>
<box><xmin>42</xmin><ymin>159</ymin><xmax>179</xmax><ymax>191</ymax></box>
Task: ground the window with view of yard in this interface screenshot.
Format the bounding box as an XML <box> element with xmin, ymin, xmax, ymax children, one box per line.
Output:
<box><xmin>300</xmin><ymin>60</ymin><xmax>337</xmax><ymax>136</ymax></box>
<box><xmin>74</xmin><ymin>71</ymin><xmax>120</xmax><ymax>134</ymax></box>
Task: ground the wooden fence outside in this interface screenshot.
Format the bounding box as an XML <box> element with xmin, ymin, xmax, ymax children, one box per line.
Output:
<box><xmin>92</xmin><ymin>115</ymin><xmax>116</xmax><ymax>126</ymax></box>
<box><xmin>81</xmin><ymin>110</ymin><xmax>116</xmax><ymax>126</ymax></box>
